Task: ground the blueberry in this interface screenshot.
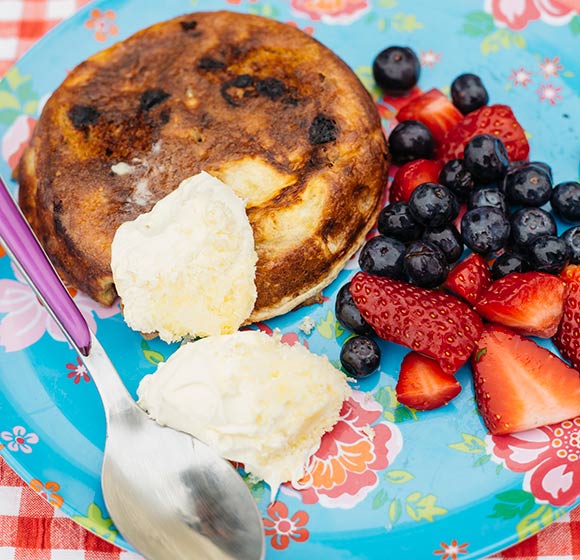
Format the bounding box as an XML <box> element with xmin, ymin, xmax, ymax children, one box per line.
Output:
<box><xmin>503</xmin><ymin>161</ymin><xmax>553</xmax><ymax>191</ymax></box>
<box><xmin>491</xmin><ymin>252</ymin><xmax>528</xmax><ymax>280</ymax></box>
<box><xmin>468</xmin><ymin>185</ymin><xmax>507</xmax><ymax>213</ymax></box>
<box><xmin>562</xmin><ymin>226</ymin><xmax>580</xmax><ymax>264</ymax></box>
<box><xmin>408</xmin><ymin>182</ymin><xmax>459</xmax><ymax>227</ymax></box>
<box><xmin>527</xmin><ymin>236</ymin><xmax>569</xmax><ymax>274</ymax></box>
<box><xmin>422</xmin><ymin>224</ymin><xmax>464</xmax><ymax>264</ymax></box>
<box><xmin>464</xmin><ymin>134</ymin><xmax>509</xmax><ymax>184</ymax></box>
<box><xmin>461</xmin><ymin>207</ymin><xmax>510</xmax><ymax>254</ymax></box>
<box><xmin>404</xmin><ymin>240</ymin><xmax>449</xmax><ymax>288</ymax></box>
<box><xmin>510</xmin><ymin>207</ymin><xmax>556</xmax><ymax>250</ymax></box>
<box><xmin>438</xmin><ymin>159</ymin><xmax>474</xmax><ymax>201</ymax></box>
<box><xmin>340</xmin><ymin>335</ymin><xmax>381</xmax><ymax>379</ymax></box>
<box><xmin>451</xmin><ymin>73</ymin><xmax>489</xmax><ymax>115</ymax></box>
<box><xmin>551</xmin><ymin>181</ymin><xmax>580</xmax><ymax>222</ymax></box>
<box><xmin>504</xmin><ymin>164</ymin><xmax>552</xmax><ymax>207</ymax></box>
<box><xmin>335</xmin><ymin>283</ymin><xmax>374</xmax><ymax>336</ymax></box>
<box><xmin>358</xmin><ymin>235</ymin><xmax>406</xmax><ymax>279</ymax></box>
<box><xmin>377</xmin><ymin>202</ymin><xmax>423</xmax><ymax>242</ymax></box>
<box><xmin>388</xmin><ymin>120</ymin><xmax>435</xmax><ymax>164</ymax></box>
<box><xmin>140</xmin><ymin>89</ymin><xmax>171</xmax><ymax>111</ymax></box>
<box><xmin>372</xmin><ymin>46</ymin><xmax>420</xmax><ymax>96</ymax></box>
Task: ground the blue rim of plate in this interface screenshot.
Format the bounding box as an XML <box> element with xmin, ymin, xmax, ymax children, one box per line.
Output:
<box><xmin>1</xmin><ymin>1</ymin><xmax>580</xmax><ymax>558</ymax></box>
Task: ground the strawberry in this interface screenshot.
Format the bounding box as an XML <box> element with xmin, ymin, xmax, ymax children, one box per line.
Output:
<box><xmin>444</xmin><ymin>253</ymin><xmax>491</xmax><ymax>305</ymax></box>
<box><xmin>396</xmin><ymin>89</ymin><xmax>463</xmax><ymax>144</ymax></box>
<box><xmin>350</xmin><ymin>272</ymin><xmax>482</xmax><ymax>374</ymax></box>
<box><xmin>437</xmin><ymin>104</ymin><xmax>529</xmax><ymax>163</ymax></box>
<box><xmin>472</xmin><ymin>324</ymin><xmax>580</xmax><ymax>435</ymax></box>
<box><xmin>475</xmin><ymin>272</ymin><xmax>567</xmax><ymax>338</ymax></box>
<box><xmin>553</xmin><ymin>265</ymin><xmax>580</xmax><ymax>370</ymax></box>
<box><xmin>396</xmin><ymin>352</ymin><xmax>461</xmax><ymax>411</ymax></box>
<box><xmin>389</xmin><ymin>159</ymin><xmax>443</xmax><ymax>202</ymax></box>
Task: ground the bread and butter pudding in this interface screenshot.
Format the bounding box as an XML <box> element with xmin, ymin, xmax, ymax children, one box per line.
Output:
<box><xmin>18</xmin><ymin>10</ymin><xmax>389</xmax><ymax>323</ymax></box>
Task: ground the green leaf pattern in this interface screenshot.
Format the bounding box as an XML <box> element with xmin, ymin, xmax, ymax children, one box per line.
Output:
<box><xmin>72</xmin><ymin>503</ymin><xmax>118</xmax><ymax>543</ymax></box>
<box><xmin>569</xmin><ymin>15</ymin><xmax>580</xmax><ymax>35</ymax></box>
<box><xmin>141</xmin><ymin>339</ymin><xmax>165</xmax><ymax>366</ymax></box>
<box><xmin>405</xmin><ymin>492</ymin><xmax>448</xmax><ymax>522</ymax></box>
<box><xmin>373</xmin><ymin>386</ymin><xmax>417</xmax><ymax>423</ymax></box>
<box><xmin>461</xmin><ymin>11</ymin><xmax>527</xmax><ymax>56</ymax></box>
<box><xmin>0</xmin><ymin>67</ymin><xmax>39</xmax><ymax>126</ymax></box>
<box><xmin>488</xmin><ymin>489</ymin><xmax>566</xmax><ymax>542</ymax></box>
<box><xmin>392</xmin><ymin>13</ymin><xmax>423</xmax><ymax>32</ymax></box>
<box><xmin>316</xmin><ymin>310</ymin><xmax>344</xmax><ymax>340</ymax></box>
<box><xmin>372</xmin><ymin>467</ymin><xmax>447</xmax><ymax>526</ymax></box>
<box><xmin>449</xmin><ymin>433</ymin><xmax>486</xmax><ymax>454</ymax></box>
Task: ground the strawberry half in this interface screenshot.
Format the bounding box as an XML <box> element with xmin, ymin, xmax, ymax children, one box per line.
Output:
<box><xmin>472</xmin><ymin>325</ymin><xmax>580</xmax><ymax>435</ymax></box>
<box><xmin>350</xmin><ymin>272</ymin><xmax>482</xmax><ymax>374</ymax></box>
<box><xmin>437</xmin><ymin>104</ymin><xmax>529</xmax><ymax>163</ymax></box>
<box><xmin>553</xmin><ymin>265</ymin><xmax>580</xmax><ymax>370</ymax></box>
<box><xmin>389</xmin><ymin>159</ymin><xmax>443</xmax><ymax>202</ymax></box>
<box><xmin>476</xmin><ymin>272</ymin><xmax>567</xmax><ymax>338</ymax></box>
<box><xmin>444</xmin><ymin>253</ymin><xmax>491</xmax><ymax>305</ymax></box>
<box><xmin>396</xmin><ymin>352</ymin><xmax>461</xmax><ymax>411</ymax></box>
<box><xmin>396</xmin><ymin>89</ymin><xmax>463</xmax><ymax>144</ymax></box>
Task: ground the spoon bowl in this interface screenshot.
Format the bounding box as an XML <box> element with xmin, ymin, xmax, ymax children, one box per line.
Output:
<box><xmin>0</xmin><ymin>175</ymin><xmax>265</xmax><ymax>560</ymax></box>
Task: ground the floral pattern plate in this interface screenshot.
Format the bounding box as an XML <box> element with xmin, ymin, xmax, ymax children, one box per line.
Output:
<box><xmin>1</xmin><ymin>0</ymin><xmax>580</xmax><ymax>558</ymax></box>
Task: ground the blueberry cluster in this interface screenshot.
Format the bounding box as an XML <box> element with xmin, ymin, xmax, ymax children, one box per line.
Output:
<box><xmin>365</xmin><ymin>131</ymin><xmax>580</xmax><ymax>286</ymax></box>
<box><xmin>334</xmin><ymin>284</ymin><xmax>381</xmax><ymax>379</ymax></box>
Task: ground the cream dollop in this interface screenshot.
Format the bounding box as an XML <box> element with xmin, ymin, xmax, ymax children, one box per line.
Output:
<box><xmin>111</xmin><ymin>172</ymin><xmax>257</xmax><ymax>342</ymax></box>
<box><xmin>137</xmin><ymin>330</ymin><xmax>351</xmax><ymax>498</ymax></box>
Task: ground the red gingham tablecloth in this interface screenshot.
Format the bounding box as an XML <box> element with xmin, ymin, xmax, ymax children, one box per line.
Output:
<box><xmin>1</xmin><ymin>1</ymin><xmax>580</xmax><ymax>559</ymax></box>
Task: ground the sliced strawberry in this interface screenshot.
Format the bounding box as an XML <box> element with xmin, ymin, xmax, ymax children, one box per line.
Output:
<box><xmin>437</xmin><ymin>104</ymin><xmax>529</xmax><ymax>163</ymax></box>
<box><xmin>389</xmin><ymin>159</ymin><xmax>443</xmax><ymax>202</ymax></box>
<box><xmin>553</xmin><ymin>265</ymin><xmax>580</xmax><ymax>370</ymax></box>
<box><xmin>476</xmin><ymin>272</ymin><xmax>567</xmax><ymax>338</ymax></box>
<box><xmin>396</xmin><ymin>352</ymin><xmax>461</xmax><ymax>411</ymax></box>
<box><xmin>350</xmin><ymin>272</ymin><xmax>482</xmax><ymax>374</ymax></box>
<box><xmin>444</xmin><ymin>253</ymin><xmax>491</xmax><ymax>305</ymax></box>
<box><xmin>396</xmin><ymin>89</ymin><xmax>463</xmax><ymax>144</ymax></box>
<box><xmin>472</xmin><ymin>324</ymin><xmax>580</xmax><ymax>435</ymax></box>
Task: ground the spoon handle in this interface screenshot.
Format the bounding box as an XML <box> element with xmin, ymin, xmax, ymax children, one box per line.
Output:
<box><xmin>0</xmin><ymin>176</ymin><xmax>91</xmax><ymax>355</ymax></box>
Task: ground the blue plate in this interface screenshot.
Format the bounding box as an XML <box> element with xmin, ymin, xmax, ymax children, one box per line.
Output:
<box><xmin>1</xmin><ymin>1</ymin><xmax>580</xmax><ymax>558</ymax></box>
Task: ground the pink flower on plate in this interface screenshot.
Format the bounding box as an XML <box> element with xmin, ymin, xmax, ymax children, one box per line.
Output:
<box><xmin>288</xmin><ymin>390</ymin><xmax>403</xmax><ymax>508</ymax></box>
<box><xmin>1</xmin><ymin>115</ymin><xmax>37</xmax><ymax>170</ymax></box>
<box><xmin>419</xmin><ymin>50</ymin><xmax>441</xmax><ymax>68</ymax></box>
<box><xmin>0</xmin><ymin>263</ymin><xmax>119</xmax><ymax>352</ymax></box>
<box><xmin>85</xmin><ymin>9</ymin><xmax>119</xmax><ymax>42</ymax></box>
<box><xmin>66</xmin><ymin>356</ymin><xmax>91</xmax><ymax>384</ymax></box>
<box><xmin>539</xmin><ymin>56</ymin><xmax>563</xmax><ymax>78</ymax></box>
<box><xmin>291</xmin><ymin>0</ymin><xmax>370</xmax><ymax>24</ymax></box>
<box><xmin>509</xmin><ymin>67</ymin><xmax>533</xmax><ymax>87</ymax></box>
<box><xmin>488</xmin><ymin>416</ymin><xmax>580</xmax><ymax>506</ymax></box>
<box><xmin>537</xmin><ymin>83</ymin><xmax>562</xmax><ymax>105</ymax></box>
<box><xmin>485</xmin><ymin>0</ymin><xmax>579</xmax><ymax>30</ymax></box>
<box><xmin>263</xmin><ymin>502</ymin><xmax>309</xmax><ymax>550</ymax></box>
<box><xmin>434</xmin><ymin>540</ymin><xmax>469</xmax><ymax>560</ymax></box>
<box><xmin>1</xmin><ymin>426</ymin><xmax>39</xmax><ymax>453</ymax></box>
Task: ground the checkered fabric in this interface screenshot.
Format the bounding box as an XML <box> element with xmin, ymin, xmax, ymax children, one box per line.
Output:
<box><xmin>0</xmin><ymin>0</ymin><xmax>91</xmax><ymax>76</ymax></box>
<box><xmin>489</xmin><ymin>509</ymin><xmax>580</xmax><ymax>560</ymax></box>
<box><xmin>1</xmin><ymin>455</ymin><xmax>579</xmax><ymax>560</ymax></box>
<box><xmin>1</xmin><ymin>1</ymin><xmax>580</xmax><ymax>559</ymax></box>
<box><xmin>0</xmin><ymin>457</ymin><xmax>142</xmax><ymax>559</ymax></box>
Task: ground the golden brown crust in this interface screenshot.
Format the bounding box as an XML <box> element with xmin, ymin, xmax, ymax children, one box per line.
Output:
<box><xmin>18</xmin><ymin>11</ymin><xmax>389</xmax><ymax>321</ymax></box>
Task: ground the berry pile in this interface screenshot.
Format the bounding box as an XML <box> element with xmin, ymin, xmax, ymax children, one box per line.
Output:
<box><xmin>335</xmin><ymin>46</ymin><xmax>580</xmax><ymax>435</ymax></box>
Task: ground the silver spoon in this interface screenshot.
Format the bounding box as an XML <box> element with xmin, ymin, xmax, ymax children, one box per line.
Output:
<box><xmin>0</xmin><ymin>176</ymin><xmax>265</xmax><ymax>560</ymax></box>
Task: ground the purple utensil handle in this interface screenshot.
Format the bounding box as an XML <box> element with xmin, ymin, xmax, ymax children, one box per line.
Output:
<box><xmin>0</xmin><ymin>176</ymin><xmax>91</xmax><ymax>355</ymax></box>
